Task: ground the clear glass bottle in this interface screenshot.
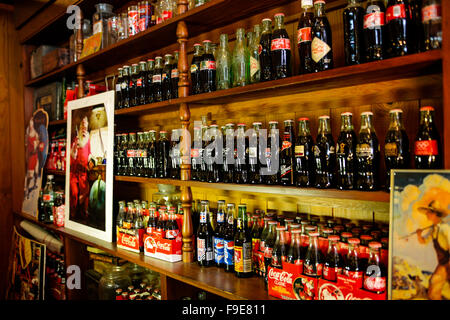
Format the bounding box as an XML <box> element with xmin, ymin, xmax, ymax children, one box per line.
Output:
<box><xmin>216</xmin><ymin>33</ymin><xmax>232</xmax><ymax>90</ymax></box>
<box><xmin>248</xmin><ymin>31</ymin><xmax>261</xmax><ymax>84</ymax></box>
<box><xmin>232</xmin><ymin>28</ymin><xmax>250</xmax><ymax>87</ymax></box>
<box><xmin>92</xmin><ymin>3</ymin><xmax>114</xmax><ymax>49</ymax></box>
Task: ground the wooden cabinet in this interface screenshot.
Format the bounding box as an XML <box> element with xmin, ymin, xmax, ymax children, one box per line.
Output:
<box><xmin>13</xmin><ymin>0</ymin><xmax>449</xmax><ymax>300</ymax></box>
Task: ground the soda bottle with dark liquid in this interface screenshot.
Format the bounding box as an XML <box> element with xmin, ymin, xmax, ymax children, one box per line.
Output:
<box><xmin>311</xmin><ymin>0</ymin><xmax>333</xmax><ymax>72</ymax></box>
<box><xmin>121</xmin><ymin>65</ymin><xmax>130</xmax><ymax>108</ymax></box>
<box><xmin>135</xmin><ymin>132</ymin><xmax>146</xmax><ymax>177</ymax></box>
<box><xmin>280</xmin><ymin>120</ymin><xmax>295</xmax><ymax>186</ymax></box>
<box><xmin>234</xmin><ymin>124</ymin><xmax>248</xmax><ymax>184</ymax></box>
<box><xmin>127</xmin><ymin>133</ymin><xmax>137</xmax><ymax>176</ymax></box>
<box><xmin>264</xmin><ymin>121</ymin><xmax>281</xmax><ymax>185</ymax></box>
<box><xmin>224</xmin><ymin>203</ymin><xmax>236</xmax><ymax>272</ymax></box>
<box><xmin>130</xmin><ymin>64</ymin><xmax>139</xmax><ymax>107</ymax></box>
<box><xmin>287</xmin><ymin>229</ymin><xmax>303</xmax><ymax>270</ymax></box>
<box><xmin>385</xmin><ymin>0</ymin><xmax>414</xmax><ymax>57</ymax></box>
<box><xmin>343</xmin><ymin>0</ymin><xmax>365</xmax><ymax>65</ymax></box>
<box><xmin>190</xmin><ymin>43</ymin><xmax>204</xmax><ymax>95</ymax></box>
<box><xmin>314</xmin><ymin>115</ymin><xmax>335</xmax><ymax>189</ymax></box>
<box><xmin>156</xmin><ymin>131</ymin><xmax>170</xmax><ymax>178</ymax></box>
<box><xmin>259</xmin><ymin>217</ymin><xmax>272</xmax><ymax>277</ymax></box>
<box><xmin>152</xmin><ymin>56</ymin><xmax>163</xmax><ymax>102</ymax></box>
<box><xmin>205</xmin><ymin>124</ymin><xmax>221</xmax><ymax>183</ymax></box>
<box><xmin>297</xmin><ymin>0</ymin><xmax>315</xmax><ymax>74</ymax></box>
<box><xmin>336</xmin><ymin>112</ymin><xmax>357</xmax><ymax>190</ymax></box>
<box><xmin>363</xmin><ymin>241</ymin><xmax>387</xmax><ymax>294</ymax></box>
<box><xmin>356</xmin><ymin>112</ymin><xmax>380</xmax><ymax>191</ymax></box>
<box><xmin>263</xmin><ymin>221</ymin><xmax>278</xmax><ymax>288</ymax></box>
<box><xmin>234</xmin><ymin>205</ymin><xmax>253</xmax><ymax>278</ymax></box>
<box><xmin>137</xmin><ymin>61</ymin><xmax>147</xmax><ymax>105</ymax></box>
<box><xmin>422</xmin><ymin>0</ymin><xmax>442</xmax><ymax>51</ymax></box>
<box><xmin>271</xmin><ymin>226</ymin><xmax>287</xmax><ymax>269</ymax></box>
<box><xmin>162</xmin><ymin>54</ymin><xmax>174</xmax><ymax>101</ymax></box>
<box><xmin>344</xmin><ymin>238</ymin><xmax>364</xmax><ymax>284</ymax></box>
<box><xmin>259</xmin><ymin>18</ymin><xmax>273</xmax><ymax>82</ymax></box>
<box><xmin>303</xmin><ymin>231</ymin><xmax>324</xmax><ymax>277</ymax></box>
<box><xmin>248</xmin><ymin>122</ymin><xmax>262</xmax><ymax>184</ymax></box>
<box><xmin>199</xmin><ymin>125</ymin><xmax>208</xmax><ymax>182</ymax></box>
<box><xmin>197</xmin><ymin>201</ymin><xmax>214</xmax><ymax>267</ymax></box>
<box><xmin>146</xmin><ymin>130</ymin><xmax>157</xmax><ymax>178</ymax></box>
<box><xmin>363</xmin><ymin>0</ymin><xmax>386</xmax><ymax>61</ymax></box>
<box><xmin>134</xmin><ymin>203</ymin><xmax>145</xmax><ymax>252</ymax></box>
<box><xmin>200</xmin><ymin>40</ymin><xmax>217</xmax><ymax>93</ymax></box>
<box><xmin>323</xmin><ymin>235</ymin><xmax>343</xmax><ymax>282</ymax></box>
<box><xmin>115</xmin><ymin>68</ymin><xmax>123</xmax><ymax>109</ymax></box>
<box><xmin>146</xmin><ymin>59</ymin><xmax>155</xmax><ymax>104</ymax></box>
<box><xmin>118</xmin><ymin>134</ymin><xmax>128</xmax><ymax>176</ymax></box>
<box><xmin>214</xmin><ymin>200</ymin><xmax>226</xmax><ymax>268</ymax></box>
<box><xmin>171</xmin><ymin>51</ymin><xmax>179</xmax><ymax>99</ymax></box>
<box><xmin>271</xmin><ymin>13</ymin><xmax>292</xmax><ymax>79</ymax></box>
<box><xmin>170</xmin><ymin>129</ymin><xmax>181</xmax><ymax>180</ymax></box>
<box><xmin>222</xmin><ymin>123</ymin><xmax>235</xmax><ymax>183</ymax></box>
<box><xmin>414</xmin><ymin>106</ymin><xmax>442</xmax><ymax>169</ymax></box>
<box><xmin>191</xmin><ymin>126</ymin><xmax>203</xmax><ymax>181</ymax></box>
<box><xmin>251</xmin><ymin>214</ymin><xmax>262</xmax><ymax>274</ymax></box>
<box><xmin>409</xmin><ymin>0</ymin><xmax>424</xmax><ymax>53</ymax></box>
<box><xmin>295</xmin><ymin>118</ymin><xmax>315</xmax><ymax>187</ymax></box>
<box><xmin>114</xmin><ymin>134</ymin><xmax>121</xmax><ymax>175</ymax></box>
<box><xmin>385</xmin><ymin>109</ymin><xmax>410</xmax><ymax>190</ymax></box>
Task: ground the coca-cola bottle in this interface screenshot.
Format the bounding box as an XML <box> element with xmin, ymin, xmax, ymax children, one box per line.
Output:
<box><xmin>280</xmin><ymin>120</ymin><xmax>295</xmax><ymax>186</ymax></box>
<box><xmin>314</xmin><ymin>115</ymin><xmax>335</xmax><ymax>189</ymax></box>
<box><xmin>422</xmin><ymin>0</ymin><xmax>442</xmax><ymax>51</ymax></box>
<box><xmin>234</xmin><ymin>205</ymin><xmax>252</xmax><ymax>278</ymax></box>
<box><xmin>250</xmin><ymin>214</ymin><xmax>262</xmax><ymax>274</ymax></box>
<box><xmin>295</xmin><ymin>118</ymin><xmax>315</xmax><ymax>187</ymax></box>
<box><xmin>205</xmin><ymin>124</ymin><xmax>221</xmax><ymax>183</ymax></box>
<box><xmin>323</xmin><ymin>235</ymin><xmax>343</xmax><ymax>282</ymax></box>
<box><xmin>147</xmin><ymin>130</ymin><xmax>157</xmax><ymax>177</ymax></box>
<box><xmin>156</xmin><ymin>131</ymin><xmax>170</xmax><ymax>178</ymax></box>
<box><xmin>191</xmin><ymin>126</ymin><xmax>203</xmax><ymax>181</ymax></box>
<box><xmin>152</xmin><ymin>56</ymin><xmax>163</xmax><ymax>102</ymax></box>
<box><xmin>232</xmin><ymin>28</ymin><xmax>250</xmax><ymax>87</ymax></box>
<box><xmin>271</xmin><ymin>13</ymin><xmax>292</xmax><ymax>79</ymax></box>
<box><xmin>115</xmin><ymin>68</ymin><xmax>123</xmax><ymax>109</ymax></box>
<box><xmin>146</xmin><ymin>59</ymin><xmax>155</xmax><ymax>104</ymax></box>
<box><xmin>343</xmin><ymin>0</ymin><xmax>365</xmax><ymax>65</ymax></box>
<box><xmin>222</xmin><ymin>123</ymin><xmax>235</xmax><ymax>183</ymax></box>
<box><xmin>224</xmin><ymin>203</ymin><xmax>236</xmax><ymax>272</ymax></box>
<box><xmin>166</xmin><ymin>210</ymin><xmax>180</xmax><ymax>240</ymax></box>
<box><xmin>191</xmin><ymin>43</ymin><xmax>203</xmax><ymax>95</ymax></box>
<box><xmin>130</xmin><ymin>64</ymin><xmax>139</xmax><ymax>107</ymax></box>
<box><xmin>409</xmin><ymin>0</ymin><xmax>423</xmax><ymax>53</ymax></box>
<box><xmin>124</xmin><ymin>202</ymin><xmax>135</xmax><ymax>230</ymax></box>
<box><xmin>356</xmin><ymin>112</ymin><xmax>379</xmax><ymax>191</ymax></box>
<box><xmin>311</xmin><ymin>0</ymin><xmax>333</xmax><ymax>72</ymax></box>
<box><xmin>297</xmin><ymin>0</ymin><xmax>314</xmax><ymax>74</ymax></box>
<box><xmin>127</xmin><ymin>133</ymin><xmax>137</xmax><ymax>176</ymax></box>
<box><xmin>197</xmin><ymin>201</ymin><xmax>214</xmax><ymax>267</ymax></box>
<box><xmin>414</xmin><ymin>106</ymin><xmax>441</xmax><ymax>169</ymax></box>
<box><xmin>170</xmin><ymin>129</ymin><xmax>181</xmax><ymax>180</ymax></box>
<box><xmin>259</xmin><ymin>217</ymin><xmax>272</xmax><ymax>277</ymax></box>
<box><xmin>116</xmin><ymin>201</ymin><xmax>126</xmax><ymax>232</ymax></box>
<box><xmin>201</xmin><ymin>40</ymin><xmax>217</xmax><ymax>93</ymax></box>
<box><xmin>199</xmin><ymin>124</ymin><xmax>208</xmax><ymax>182</ymax></box>
<box><xmin>336</xmin><ymin>112</ymin><xmax>357</xmax><ymax>190</ymax></box>
<box><xmin>162</xmin><ymin>54</ymin><xmax>174</xmax><ymax>101</ymax></box>
<box><xmin>248</xmin><ymin>122</ymin><xmax>262</xmax><ymax>184</ymax></box>
<box><xmin>363</xmin><ymin>241</ymin><xmax>386</xmax><ymax>294</ymax></box>
<box><xmin>119</xmin><ymin>134</ymin><xmax>128</xmax><ymax>176</ymax></box>
<box><xmin>114</xmin><ymin>134</ymin><xmax>122</xmax><ymax>175</ymax></box>
<box><xmin>385</xmin><ymin>0</ymin><xmax>414</xmax><ymax>57</ymax></box>
<box><xmin>135</xmin><ymin>132</ymin><xmax>146</xmax><ymax>177</ymax></box>
<box><xmin>234</xmin><ymin>123</ymin><xmax>248</xmax><ymax>184</ymax></box>
<box><xmin>303</xmin><ymin>231</ymin><xmax>324</xmax><ymax>277</ymax></box>
<box><xmin>263</xmin><ymin>221</ymin><xmax>278</xmax><ymax>287</ymax></box>
<box><xmin>264</xmin><ymin>121</ymin><xmax>281</xmax><ymax>185</ymax></box>
<box><xmin>121</xmin><ymin>66</ymin><xmax>131</xmax><ymax>108</ymax></box>
<box><xmin>135</xmin><ymin>203</ymin><xmax>145</xmax><ymax>252</ymax></box>
<box><xmin>271</xmin><ymin>226</ymin><xmax>287</xmax><ymax>269</ymax></box>
<box><xmin>171</xmin><ymin>51</ymin><xmax>179</xmax><ymax>98</ymax></box>
<box><xmin>137</xmin><ymin>61</ymin><xmax>147</xmax><ymax>105</ymax></box>
<box><xmin>259</xmin><ymin>18</ymin><xmax>273</xmax><ymax>82</ymax></box>
<box><xmin>344</xmin><ymin>238</ymin><xmax>364</xmax><ymax>282</ymax></box>
<box><xmin>248</xmin><ymin>31</ymin><xmax>261</xmax><ymax>84</ymax></box>
<box><xmin>364</xmin><ymin>0</ymin><xmax>386</xmax><ymax>61</ymax></box>
<box><xmin>385</xmin><ymin>109</ymin><xmax>410</xmax><ymax>190</ymax></box>
<box><xmin>287</xmin><ymin>229</ymin><xmax>303</xmax><ymax>270</ymax></box>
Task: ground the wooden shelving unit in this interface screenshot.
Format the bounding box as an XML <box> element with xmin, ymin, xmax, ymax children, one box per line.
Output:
<box><xmin>13</xmin><ymin>0</ymin><xmax>450</xmax><ymax>301</ymax></box>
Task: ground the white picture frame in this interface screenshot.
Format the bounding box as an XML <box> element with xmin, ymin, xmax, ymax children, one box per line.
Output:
<box><xmin>64</xmin><ymin>91</ymin><xmax>115</xmax><ymax>242</ymax></box>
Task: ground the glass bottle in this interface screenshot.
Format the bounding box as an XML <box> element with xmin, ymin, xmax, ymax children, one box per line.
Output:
<box><xmin>259</xmin><ymin>18</ymin><xmax>273</xmax><ymax>82</ymax></box>
<box><xmin>171</xmin><ymin>50</ymin><xmax>179</xmax><ymax>98</ymax></box>
<box><xmin>147</xmin><ymin>130</ymin><xmax>157</xmax><ymax>178</ymax></box>
<box><xmin>287</xmin><ymin>229</ymin><xmax>303</xmax><ymax>268</ymax></box>
<box><xmin>197</xmin><ymin>200</ymin><xmax>214</xmax><ymax>267</ymax></box>
<box><xmin>280</xmin><ymin>119</ymin><xmax>295</xmax><ymax>186</ymax></box>
<box><xmin>298</xmin><ymin>0</ymin><xmax>315</xmax><ymax>74</ymax></box>
<box><xmin>271</xmin><ymin>226</ymin><xmax>287</xmax><ymax>269</ymax></box>
<box><xmin>42</xmin><ymin>175</ymin><xmax>55</xmax><ymax>224</ymax></box>
<box><xmin>222</xmin><ymin>123</ymin><xmax>235</xmax><ymax>183</ymax></box>
<box><xmin>216</xmin><ymin>33</ymin><xmax>232</xmax><ymax>90</ymax></box>
<box><xmin>295</xmin><ymin>118</ymin><xmax>315</xmax><ymax>187</ymax></box>
<box><xmin>137</xmin><ymin>61</ymin><xmax>147</xmax><ymax>105</ymax></box>
<box><xmin>224</xmin><ymin>203</ymin><xmax>236</xmax><ymax>272</ymax></box>
<box><xmin>170</xmin><ymin>129</ymin><xmax>181</xmax><ymax>180</ymax></box>
<box><xmin>191</xmin><ymin>126</ymin><xmax>203</xmax><ymax>181</ymax></box>
<box><xmin>303</xmin><ymin>231</ymin><xmax>324</xmax><ymax>277</ymax></box>
<box><xmin>271</xmin><ymin>13</ymin><xmax>292</xmax><ymax>79</ymax></box>
<box><xmin>162</xmin><ymin>54</ymin><xmax>174</xmax><ymax>101</ymax></box>
<box><xmin>323</xmin><ymin>235</ymin><xmax>343</xmax><ymax>282</ymax></box>
<box><xmin>314</xmin><ymin>115</ymin><xmax>335</xmax><ymax>189</ymax></box>
<box><xmin>384</xmin><ymin>109</ymin><xmax>410</xmax><ymax>190</ymax></box>
<box><xmin>200</xmin><ymin>40</ymin><xmax>217</xmax><ymax>93</ymax></box>
<box><xmin>344</xmin><ymin>238</ymin><xmax>364</xmax><ymax>281</ymax></box>
<box><xmin>232</xmin><ymin>28</ymin><xmax>250</xmax><ymax>87</ymax></box>
<box><xmin>363</xmin><ymin>241</ymin><xmax>386</xmax><ymax>294</ymax></box>
<box><xmin>152</xmin><ymin>56</ymin><xmax>164</xmax><ymax>102</ymax></box>
<box><xmin>234</xmin><ymin>205</ymin><xmax>252</xmax><ymax>278</ymax></box>
<box><xmin>363</xmin><ymin>0</ymin><xmax>386</xmax><ymax>61</ymax></box>
<box><xmin>115</xmin><ymin>68</ymin><xmax>123</xmax><ymax>109</ymax></box>
<box><xmin>336</xmin><ymin>112</ymin><xmax>357</xmax><ymax>190</ymax></box>
<box><xmin>146</xmin><ymin>59</ymin><xmax>155</xmax><ymax>104</ymax></box>
<box><xmin>156</xmin><ymin>131</ymin><xmax>170</xmax><ymax>178</ymax></box>
<box><xmin>422</xmin><ymin>0</ymin><xmax>442</xmax><ymax>51</ymax></box>
<box><xmin>234</xmin><ymin>123</ymin><xmax>248</xmax><ymax>184</ymax></box>
<box><xmin>311</xmin><ymin>0</ymin><xmax>333</xmax><ymax>72</ymax></box>
<box><xmin>214</xmin><ymin>200</ymin><xmax>226</xmax><ymax>267</ymax></box>
<box><xmin>343</xmin><ymin>0</ymin><xmax>365</xmax><ymax>65</ymax></box>
<box><xmin>191</xmin><ymin>43</ymin><xmax>204</xmax><ymax>95</ymax></box>
<box><xmin>130</xmin><ymin>64</ymin><xmax>139</xmax><ymax>107</ymax></box>
<box><xmin>264</xmin><ymin>121</ymin><xmax>281</xmax><ymax>185</ymax></box>
<box><xmin>251</xmin><ymin>214</ymin><xmax>262</xmax><ymax>274</ymax></box>
<box><xmin>127</xmin><ymin>133</ymin><xmax>137</xmax><ymax>176</ymax></box>
<box><xmin>385</xmin><ymin>0</ymin><xmax>414</xmax><ymax>58</ymax></box>
<box><xmin>121</xmin><ymin>65</ymin><xmax>130</xmax><ymax>108</ymax></box>
<box><xmin>248</xmin><ymin>31</ymin><xmax>261</xmax><ymax>84</ymax></box>
<box><xmin>263</xmin><ymin>221</ymin><xmax>278</xmax><ymax>287</ymax></box>
<box><xmin>414</xmin><ymin>106</ymin><xmax>441</xmax><ymax>169</ymax></box>
<box><xmin>248</xmin><ymin>122</ymin><xmax>262</xmax><ymax>184</ymax></box>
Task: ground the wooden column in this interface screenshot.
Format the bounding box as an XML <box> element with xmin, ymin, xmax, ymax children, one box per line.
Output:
<box><xmin>443</xmin><ymin>1</ymin><xmax>450</xmax><ymax>168</ymax></box>
<box><xmin>177</xmin><ymin>0</ymin><xmax>194</xmax><ymax>263</ymax></box>
<box><xmin>75</xmin><ymin>9</ymin><xmax>85</xmax><ymax>99</ymax></box>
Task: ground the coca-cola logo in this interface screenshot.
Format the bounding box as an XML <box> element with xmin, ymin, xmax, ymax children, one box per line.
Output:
<box><xmin>268</xmin><ymin>268</ymin><xmax>293</xmax><ymax>285</ymax></box>
<box><xmin>157</xmin><ymin>241</ymin><xmax>171</xmax><ymax>252</ymax></box>
<box><xmin>345</xmin><ymin>293</ymin><xmax>372</xmax><ymax>301</ymax></box>
<box><xmin>144</xmin><ymin>236</ymin><xmax>156</xmax><ymax>254</ymax></box>
<box><xmin>318</xmin><ymin>283</ymin><xmax>344</xmax><ymax>300</ymax></box>
<box><xmin>121</xmin><ymin>234</ymin><xmax>137</xmax><ymax>248</ymax></box>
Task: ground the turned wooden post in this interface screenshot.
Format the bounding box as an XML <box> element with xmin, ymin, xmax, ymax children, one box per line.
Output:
<box><xmin>76</xmin><ymin>9</ymin><xmax>85</xmax><ymax>99</ymax></box>
<box><xmin>177</xmin><ymin>0</ymin><xmax>194</xmax><ymax>263</ymax></box>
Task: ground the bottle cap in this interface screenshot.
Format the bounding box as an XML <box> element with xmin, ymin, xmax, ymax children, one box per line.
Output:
<box><xmin>132</xmin><ymin>63</ymin><xmax>138</xmax><ymax>66</ymax></box>
<box><xmin>290</xmin><ymin>223</ymin><xmax>301</xmax><ymax>229</ymax></box>
<box><xmin>227</xmin><ymin>203</ymin><xmax>235</xmax><ymax>207</ymax></box>
<box><xmin>262</xmin><ymin>18</ymin><xmax>272</xmax><ymax>22</ymax></box>
<box><xmin>298</xmin><ymin>117</ymin><xmax>310</xmax><ymax>121</ymax></box>
<box><xmin>361</xmin><ymin>111</ymin><xmax>373</xmax><ymax>116</ymax></box>
<box><xmin>369</xmin><ymin>241</ymin><xmax>382</xmax><ymax>249</ymax></box>
<box><xmin>322</xmin><ymin>228</ymin><xmax>333</xmax><ymax>234</ymax></box>
<box><xmin>253</xmin><ymin>122</ymin><xmax>263</xmax><ymax>125</ymax></box>
<box><xmin>314</xmin><ymin>0</ymin><xmax>326</xmax><ymax>4</ymax></box>
<box><xmin>420</xmin><ymin>106</ymin><xmax>435</xmax><ymax>112</ymax></box>
<box><xmin>305</xmin><ymin>226</ymin><xmax>316</xmax><ymax>231</ymax></box>
<box><xmin>341</xmin><ymin>112</ymin><xmax>353</xmax><ymax>116</ymax></box>
<box><xmin>361</xmin><ymin>235</ymin><xmax>373</xmax><ymax>241</ymax></box>
<box><xmin>237</xmin><ymin>123</ymin><xmax>246</xmax><ymax>126</ymax></box>
<box><xmin>268</xmin><ymin>221</ymin><xmax>278</xmax><ymax>225</ymax></box>
<box><xmin>291</xmin><ymin>229</ymin><xmax>301</xmax><ymax>234</ymax></box>
<box><xmin>274</xmin><ymin>13</ymin><xmax>285</xmax><ymax>17</ymax></box>
<box><xmin>159</xmin><ymin>130</ymin><xmax>167</xmax><ymax>134</ymax></box>
<box><xmin>276</xmin><ymin>226</ymin><xmax>285</xmax><ymax>231</ymax></box>
<box><xmin>341</xmin><ymin>232</ymin><xmax>352</xmax><ymax>238</ymax></box>
<box><xmin>155</xmin><ymin>56</ymin><xmax>162</xmax><ymax>59</ymax></box>
<box><xmin>193</xmin><ymin>43</ymin><xmax>201</xmax><ymax>46</ymax></box>
<box><xmin>164</xmin><ymin>53</ymin><xmax>173</xmax><ymax>57</ymax></box>
<box><xmin>284</xmin><ymin>119</ymin><xmax>294</xmax><ymax>123</ymax></box>
<box><xmin>147</xmin><ymin>58</ymin><xmax>154</xmax><ymax>61</ymax></box>
<box><xmin>319</xmin><ymin>115</ymin><xmax>330</xmax><ymax>119</ymax></box>
<box><xmin>268</xmin><ymin>120</ymin><xmax>279</xmax><ymax>124</ymax></box>
<box><xmin>348</xmin><ymin>238</ymin><xmax>361</xmax><ymax>244</ymax></box>
<box><xmin>328</xmin><ymin>235</ymin><xmax>340</xmax><ymax>241</ymax></box>
<box><xmin>203</xmin><ymin>40</ymin><xmax>212</xmax><ymax>43</ymax></box>
<box><xmin>308</xmin><ymin>231</ymin><xmax>319</xmax><ymax>237</ymax></box>
<box><xmin>264</xmin><ymin>217</ymin><xmax>272</xmax><ymax>221</ymax></box>
<box><xmin>389</xmin><ymin>109</ymin><xmax>403</xmax><ymax>113</ymax></box>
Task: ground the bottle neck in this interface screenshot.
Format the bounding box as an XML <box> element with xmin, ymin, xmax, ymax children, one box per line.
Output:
<box><xmin>420</xmin><ymin>111</ymin><xmax>434</xmax><ymax>127</ymax></box>
<box><xmin>315</xmin><ymin>3</ymin><xmax>325</xmax><ymax>16</ymax></box>
<box><xmin>298</xmin><ymin>121</ymin><xmax>311</xmax><ymax>136</ymax></box>
<box><xmin>360</xmin><ymin>114</ymin><xmax>375</xmax><ymax>134</ymax></box>
<box><xmin>274</xmin><ymin>16</ymin><xmax>285</xmax><ymax>30</ymax></box>
<box><xmin>236</xmin><ymin>29</ymin><xmax>246</xmax><ymax>46</ymax></box>
<box><xmin>389</xmin><ymin>112</ymin><xmax>403</xmax><ymax>130</ymax></box>
<box><xmin>318</xmin><ymin>118</ymin><xmax>331</xmax><ymax>135</ymax></box>
<box><xmin>262</xmin><ymin>20</ymin><xmax>272</xmax><ymax>34</ymax></box>
<box><xmin>219</xmin><ymin>35</ymin><xmax>229</xmax><ymax>50</ymax></box>
<box><xmin>340</xmin><ymin>115</ymin><xmax>354</xmax><ymax>132</ymax></box>
<box><xmin>155</xmin><ymin>59</ymin><xmax>163</xmax><ymax>69</ymax></box>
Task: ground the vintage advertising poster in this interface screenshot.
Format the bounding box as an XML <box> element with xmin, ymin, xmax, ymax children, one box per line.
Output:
<box><xmin>22</xmin><ymin>109</ymin><xmax>49</xmax><ymax>217</ymax></box>
<box><xmin>6</xmin><ymin>227</ymin><xmax>46</xmax><ymax>300</ymax></box>
<box><xmin>389</xmin><ymin>170</ymin><xmax>450</xmax><ymax>300</ymax></box>
<box><xmin>64</xmin><ymin>91</ymin><xmax>114</xmax><ymax>242</ymax></box>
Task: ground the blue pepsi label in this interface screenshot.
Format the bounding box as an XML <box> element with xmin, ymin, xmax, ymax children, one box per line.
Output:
<box><xmin>214</xmin><ymin>237</ymin><xmax>224</xmax><ymax>264</ymax></box>
<box><xmin>224</xmin><ymin>239</ymin><xmax>234</xmax><ymax>266</ymax></box>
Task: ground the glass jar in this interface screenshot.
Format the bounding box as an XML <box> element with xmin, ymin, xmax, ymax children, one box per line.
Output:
<box><xmin>152</xmin><ymin>184</ymin><xmax>181</xmax><ymax>208</ymax></box>
<box><xmin>118</xmin><ymin>12</ymin><xmax>129</xmax><ymax>40</ymax></box>
<box><xmin>127</xmin><ymin>263</ymin><xmax>149</xmax><ymax>288</ymax></box>
<box><xmin>98</xmin><ymin>265</ymin><xmax>132</xmax><ymax>300</ymax></box>
<box><xmin>107</xmin><ymin>15</ymin><xmax>120</xmax><ymax>46</ymax></box>
<box><xmin>92</xmin><ymin>3</ymin><xmax>114</xmax><ymax>49</ymax></box>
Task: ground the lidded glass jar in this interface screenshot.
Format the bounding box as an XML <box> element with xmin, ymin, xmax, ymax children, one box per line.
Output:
<box><xmin>98</xmin><ymin>264</ymin><xmax>132</xmax><ymax>300</ymax></box>
<box><xmin>152</xmin><ymin>184</ymin><xmax>181</xmax><ymax>208</ymax></box>
<box><xmin>92</xmin><ymin>3</ymin><xmax>114</xmax><ymax>49</ymax></box>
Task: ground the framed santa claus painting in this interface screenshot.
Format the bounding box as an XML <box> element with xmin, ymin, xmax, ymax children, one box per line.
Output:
<box><xmin>65</xmin><ymin>91</ymin><xmax>114</xmax><ymax>242</ymax></box>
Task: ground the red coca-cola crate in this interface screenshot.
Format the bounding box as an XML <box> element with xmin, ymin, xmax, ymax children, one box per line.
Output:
<box><xmin>317</xmin><ymin>274</ymin><xmax>387</xmax><ymax>300</ymax></box>
<box><xmin>143</xmin><ymin>232</ymin><xmax>182</xmax><ymax>263</ymax></box>
<box><xmin>117</xmin><ymin>227</ymin><xmax>144</xmax><ymax>253</ymax></box>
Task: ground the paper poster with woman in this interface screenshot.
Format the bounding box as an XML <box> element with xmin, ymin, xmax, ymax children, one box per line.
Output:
<box><xmin>389</xmin><ymin>170</ymin><xmax>450</xmax><ymax>300</ymax></box>
<box><xmin>22</xmin><ymin>109</ymin><xmax>49</xmax><ymax>217</ymax></box>
<box><xmin>65</xmin><ymin>91</ymin><xmax>114</xmax><ymax>242</ymax></box>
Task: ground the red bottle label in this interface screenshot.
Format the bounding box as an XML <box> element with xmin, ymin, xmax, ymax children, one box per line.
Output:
<box><xmin>386</xmin><ymin>4</ymin><xmax>407</xmax><ymax>23</ymax></box>
<box><xmin>344</xmin><ymin>270</ymin><xmax>363</xmax><ymax>279</ymax></box>
<box><xmin>304</xmin><ymin>262</ymin><xmax>323</xmax><ymax>277</ymax></box>
<box><xmin>415</xmin><ymin>140</ymin><xmax>439</xmax><ymax>156</ymax></box>
<box><xmin>166</xmin><ymin>229</ymin><xmax>179</xmax><ymax>239</ymax></box>
<box><xmin>162</xmin><ymin>10</ymin><xmax>173</xmax><ymax>21</ymax></box>
<box><xmin>422</xmin><ymin>4</ymin><xmax>441</xmax><ymax>22</ymax></box>
<box><xmin>200</xmin><ymin>60</ymin><xmax>216</xmax><ymax>71</ymax></box>
<box><xmin>364</xmin><ymin>276</ymin><xmax>386</xmax><ymax>292</ymax></box>
<box><xmin>281</xmin><ymin>140</ymin><xmax>292</xmax><ymax>151</ymax></box>
<box><xmin>137</xmin><ymin>79</ymin><xmax>142</xmax><ymax>87</ymax></box>
<box><xmin>364</xmin><ymin>12</ymin><xmax>385</xmax><ymax>29</ymax></box>
<box><xmin>264</xmin><ymin>247</ymin><xmax>273</xmax><ymax>259</ymax></box>
<box><xmin>128</xmin><ymin>10</ymin><xmax>139</xmax><ymax>35</ymax></box>
<box><xmin>323</xmin><ymin>266</ymin><xmax>342</xmax><ymax>281</ymax></box>
<box><xmin>271</xmin><ymin>38</ymin><xmax>291</xmax><ymax>51</ymax></box>
<box><xmin>297</xmin><ymin>27</ymin><xmax>312</xmax><ymax>44</ymax></box>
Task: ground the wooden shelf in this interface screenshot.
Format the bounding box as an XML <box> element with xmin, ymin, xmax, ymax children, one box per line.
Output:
<box><xmin>13</xmin><ymin>210</ymin><xmax>273</xmax><ymax>300</ymax></box>
<box><xmin>115</xmin><ymin>50</ymin><xmax>443</xmax><ymax>117</ymax></box>
<box><xmin>45</xmin><ymin>169</ymin><xmax>66</xmax><ymax>176</ymax></box>
<box><xmin>48</xmin><ymin>119</ymin><xmax>67</xmax><ymax>127</ymax></box>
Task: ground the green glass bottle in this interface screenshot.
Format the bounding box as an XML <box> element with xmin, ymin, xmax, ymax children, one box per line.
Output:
<box><xmin>216</xmin><ymin>33</ymin><xmax>232</xmax><ymax>90</ymax></box>
<box><xmin>248</xmin><ymin>31</ymin><xmax>261</xmax><ymax>84</ymax></box>
<box><xmin>232</xmin><ymin>28</ymin><xmax>250</xmax><ymax>87</ymax></box>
